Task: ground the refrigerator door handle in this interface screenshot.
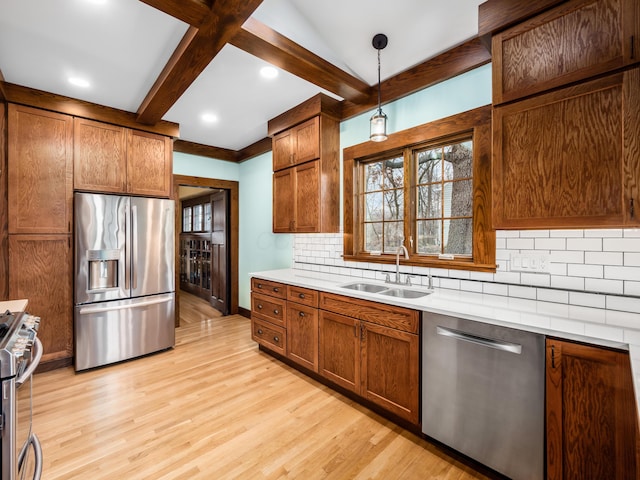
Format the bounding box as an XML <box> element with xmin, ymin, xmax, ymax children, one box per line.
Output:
<box><xmin>78</xmin><ymin>296</ymin><xmax>173</xmax><ymax>315</ymax></box>
<box><xmin>124</xmin><ymin>204</ymin><xmax>130</xmax><ymax>291</ymax></box>
<box><xmin>131</xmin><ymin>204</ymin><xmax>138</xmax><ymax>290</ymax></box>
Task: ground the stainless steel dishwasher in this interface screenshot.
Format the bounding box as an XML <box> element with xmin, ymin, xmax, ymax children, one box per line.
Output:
<box><xmin>422</xmin><ymin>312</ymin><xmax>544</xmax><ymax>480</ymax></box>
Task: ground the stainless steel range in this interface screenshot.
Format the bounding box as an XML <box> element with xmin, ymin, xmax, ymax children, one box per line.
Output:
<box><xmin>0</xmin><ymin>310</ymin><xmax>43</xmax><ymax>480</ymax></box>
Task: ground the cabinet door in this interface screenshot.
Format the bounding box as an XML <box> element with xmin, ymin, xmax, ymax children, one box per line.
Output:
<box><xmin>293</xmin><ymin>116</ymin><xmax>320</xmax><ymax>165</ymax></box>
<box><xmin>493</xmin><ymin>69</ymin><xmax>639</xmax><ymax>229</ymax></box>
<box><xmin>546</xmin><ymin>339</ymin><xmax>638</xmax><ymax>480</ymax></box>
<box><xmin>294</xmin><ymin>160</ymin><xmax>320</xmax><ymax>233</ymax></box>
<box><xmin>8</xmin><ymin>104</ymin><xmax>73</xmax><ymax>234</ymax></box>
<box><xmin>126</xmin><ymin>129</ymin><xmax>172</xmax><ymax>197</ymax></box>
<box><xmin>9</xmin><ymin>235</ymin><xmax>73</xmax><ymax>367</ymax></box>
<box><xmin>286</xmin><ymin>302</ymin><xmax>318</xmax><ymax>372</ymax></box>
<box><xmin>319</xmin><ymin>310</ymin><xmax>360</xmax><ymax>392</ymax></box>
<box><xmin>361</xmin><ymin>321</ymin><xmax>419</xmax><ymax>424</ymax></box>
<box><xmin>493</xmin><ymin>0</ymin><xmax>639</xmax><ymax>104</ymax></box>
<box><xmin>74</xmin><ymin>118</ymin><xmax>127</xmax><ymax>193</ymax></box>
<box><xmin>273</xmin><ymin>167</ymin><xmax>295</xmax><ymax>232</ymax></box>
<box><xmin>273</xmin><ymin>129</ymin><xmax>293</xmax><ymax>171</ymax></box>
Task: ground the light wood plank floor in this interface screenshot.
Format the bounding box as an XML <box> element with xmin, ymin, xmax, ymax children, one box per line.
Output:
<box><xmin>31</xmin><ymin>292</ymin><xmax>490</xmax><ymax>480</ymax></box>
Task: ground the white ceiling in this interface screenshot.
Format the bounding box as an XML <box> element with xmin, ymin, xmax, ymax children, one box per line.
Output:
<box><xmin>0</xmin><ymin>0</ymin><xmax>484</xmax><ymax>151</ymax></box>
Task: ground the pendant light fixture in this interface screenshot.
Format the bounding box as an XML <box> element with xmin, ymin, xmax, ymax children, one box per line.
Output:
<box><xmin>370</xmin><ymin>33</ymin><xmax>388</xmax><ymax>142</ymax></box>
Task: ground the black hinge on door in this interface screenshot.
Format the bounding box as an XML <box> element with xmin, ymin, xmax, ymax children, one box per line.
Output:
<box><xmin>632</xmin><ymin>35</ymin><xmax>636</xmax><ymax>60</ymax></box>
<box><xmin>630</xmin><ymin>198</ymin><xmax>635</xmax><ymax>219</ymax></box>
<box><xmin>360</xmin><ymin>324</ymin><xmax>365</xmax><ymax>342</ymax></box>
<box><xmin>551</xmin><ymin>345</ymin><xmax>556</xmax><ymax>369</ymax></box>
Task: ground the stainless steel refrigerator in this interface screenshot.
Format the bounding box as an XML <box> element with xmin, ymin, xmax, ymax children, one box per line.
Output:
<box><xmin>74</xmin><ymin>192</ymin><xmax>175</xmax><ymax>371</ymax></box>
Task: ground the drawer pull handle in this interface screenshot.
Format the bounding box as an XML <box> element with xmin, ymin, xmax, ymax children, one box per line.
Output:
<box><xmin>257</xmin><ymin>283</ymin><xmax>263</xmax><ymax>289</ymax></box>
<box><xmin>299</xmin><ymin>293</ymin><xmax>305</xmax><ymax>299</ymax></box>
<box><xmin>274</xmin><ymin>309</ymin><xmax>279</xmax><ymax>315</ymax></box>
<box><xmin>273</xmin><ymin>287</ymin><xmax>279</xmax><ymax>293</ymax></box>
<box><xmin>273</xmin><ymin>336</ymin><xmax>280</xmax><ymax>343</ymax></box>
<box><xmin>257</xmin><ymin>329</ymin><xmax>263</xmax><ymax>335</ymax></box>
<box><xmin>299</xmin><ymin>312</ymin><xmax>305</xmax><ymax>317</ymax></box>
<box><xmin>257</xmin><ymin>304</ymin><xmax>263</xmax><ymax>310</ymax></box>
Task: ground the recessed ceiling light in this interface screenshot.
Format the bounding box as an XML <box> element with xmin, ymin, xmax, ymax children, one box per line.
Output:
<box><xmin>260</xmin><ymin>66</ymin><xmax>278</xmax><ymax>79</ymax></box>
<box><xmin>201</xmin><ymin>113</ymin><xmax>218</xmax><ymax>123</ymax></box>
<box><xmin>68</xmin><ymin>77</ymin><xmax>90</xmax><ymax>88</ymax></box>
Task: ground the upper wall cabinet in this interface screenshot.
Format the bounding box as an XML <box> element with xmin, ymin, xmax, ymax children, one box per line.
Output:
<box><xmin>492</xmin><ymin>0</ymin><xmax>640</xmax><ymax>105</ymax></box>
<box><xmin>493</xmin><ymin>67</ymin><xmax>640</xmax><ymax>229</ymax></box>
<box><xmin>269</xmin><ymin>94</ymin><xmax>340</xmax><ymax>234</ymax></box>
<box><xmin>8</xmin><ymin>104</ymin><xmax>73</xmax><ymax>234</ymax></box>
<box><xmin>74</xmin><ymin>119</ymin><xmax>172</xmax><ymax>198</ymax></box>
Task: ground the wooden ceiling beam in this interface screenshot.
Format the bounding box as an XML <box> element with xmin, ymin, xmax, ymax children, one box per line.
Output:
<box><xmin>230</xmin><ymin>18</ymin><xmax>372</xmax><ymax>104</ymax></box>
<box><xmin>136</xmin><ymin>0</ymin><xmax>264</xmax><ymax>125</ymax></box>
<box><xmin>138</xmin><ymin>0</ymin><xmax>213</xmax><ymax>27</ymax></box>
<box><xmin>341</xmin><ymin>37</ymin><xmax>491</xmax><ymax>120</ymax></box>
<box><xmin>173</xmin><ymin>139</ymin><xmax>238</xmax><ymax>162</ymax></box>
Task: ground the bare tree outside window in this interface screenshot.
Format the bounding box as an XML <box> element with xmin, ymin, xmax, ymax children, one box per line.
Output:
<box><xmin>416</xmin><ymin>140</ymin><xmax>473</xmax><ymax>256</ymax></box>
<box><xmin>362</xmin><ymin>156</ymin><xmax>404</xmax><ymax>252</ymax></box>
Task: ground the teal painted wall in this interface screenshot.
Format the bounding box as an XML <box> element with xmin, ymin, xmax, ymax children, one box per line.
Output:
<box><xmin>173</xmin><ymin>64</ymin><xmax>492</xmax><ymax>310</ymax></box>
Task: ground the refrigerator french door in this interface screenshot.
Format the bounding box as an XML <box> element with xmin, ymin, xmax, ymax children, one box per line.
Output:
<box><xmin>74</xmin><ymin>192</ymin><xmax>175</xmax><ymax>371</ymax></box>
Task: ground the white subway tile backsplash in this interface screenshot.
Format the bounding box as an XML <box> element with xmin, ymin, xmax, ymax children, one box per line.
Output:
<box><xmin>535</xmin><ymin>238</ymin><xmax>566</xmax><ymax>250</ymax></box>
<box><xmin>569</xmin><ymin>292</ymin><xmax>606</xmax><ymax>309</ymax></box>
<box><xmin>496</xmin><ymin>230</ymin><xmax>520</xmax><ymax>238</ymax></box>
<box><xmin>585</xmin><ymin>251</ymin><xmax>624</xmax><ymax>266</ymax></box>
<box><xmin>494</xmin><ymin>271</ymin><xmax>521</xmax><ymax>284</ymax></box>
<box><xmin>548</xmin><ymin>263</ymin><xmax>568</xmax><ymax>276</ymax></box>
<box><xmin>508</xmin><ymin>285</ymin><xmax>537</xmax><ymax>300</ymax></box>
<box><xmin>568</xmin><ymin>305</ymin><xmax>606</xmax><ymax>324</ymax></box>
<box><xmin>460</xmin><ymin>280</ymin><xmax>483</xmax><ymax>293</ymax></box>
<box><xmin>604</xmin><ymin>238</ymin><xmax>640</xmax><ymax>252</ymax></box>
<box><xmin>521</xmin><ymin>272</ymin><xmax>551</xmax><ymax>287</ymax></box>
<box><xmin>440</xmin><ymin>278</ymin><xmax>461</xmax><ymax>290</ymax></box>
<box><xmin>585</xmin><ymin>278</ymin><xmax>624</xmax><ymax>295</ymax></box>
<box><xmin>606</xmin><ymin>295</ymin><xmax>640</xmax><ymax>314</ymax></box>
<box><xmin>625</xmin><ymin>253</ymin><xmax>640</xmax><ymax>266</ymax></box>
<box><xmin>625</xmin><ymin>281</ymin><xmax>640</xmax><ymax>296</ymax></box>
<box><xmin>605</xmin><ymin>310</ymin><xmax>640</xmax><ymax>329</ymax></box>
<box><xmin>567</xmin><ymin>238</ymin><xmax>602</xmax><ymax>251</ymax></box>
<box><xmin>624</xmin><ymin>229</ymin><xmax>640</xmax><ymax>237</ymax></box>
<box><xmin>495</xmin><ymin>237</ymin><xmax>506</xmax><ymax>249</ymax></box>
<box><xmin>537</xmin><ymin>288</ymin><xmax>569</xmax><ymax>304</ymax></box>
<box><xmin>567</xmin><ymin>264</ymin><xmax>603</xmax><ymax>278</ymax></box>
<box><xmin>469</xmin><ymin>271</ymin><xmax>495</xmax><ymax>281</ymax></box>
<box><xmin>520</xmin><ymin>230</ymin><xmax>550</xmax><ymax>238</ymax></box>
<box><xmin>550</xmin><ymin>229</ymin><xmax>584</xmax><ymax>238</ymax></box>
<box><xmin>551</xmin><ymin>275</ymin><xmax>585</xmax><ymax>291</ymax></box>
<box><xmin>584</xmin><ymin>229</ymin><xmax>624</xmax><ymax>238</ymax></box>
<box><xmin>605</xmin><ymin>265</ymin><xmax>640</xmax><ymax>281</ymax></box>
<box><xmin>506</xmin><ymin>238</ymin><xmax>535</xmax><ymax>250</ymax></box>
<box><xmin>483</xmin><ymin>282</ymin><xmax>509</xmax><ymax>296</ymax></box>
<box><xmin>550</xmin><ymin>250</ymin><xmax>584</xmax><ymax>264</ymax></box>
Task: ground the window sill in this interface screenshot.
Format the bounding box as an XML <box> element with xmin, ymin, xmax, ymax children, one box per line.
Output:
<box><xmin>343</xmin><ymin>254</ymin><xmax>497</xmax><ymax>273</ymax></box>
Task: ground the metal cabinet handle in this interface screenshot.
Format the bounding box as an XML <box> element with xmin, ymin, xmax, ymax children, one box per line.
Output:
<box><xmin>257</xmin><ymin>304</ymin><xmax>263</xmax><ymax>310</ymax></box>
<box><xmin>273</xmin><ymin>336</ymin><xmax>280</xmax><ymax>343</ymax></box>
<box><xmin>273</xmin><ymin>287</ymin><xmax>279</xmax><ymax>293</ymax></box>
<box><xmin>299</xmin><ymin>311</ymin><xmax>305</xmax><ymax>317</ymax></box>
<box><xmin>299</xmin><ymin>293</ymin><xmax>305</xmax><ymax>299</ymax></box>
<box><xmin>436</xmin><ymin>326</ymin><xmax>522</xmax><ymax>355</ymax></box>
<box><xmin>257</xmin><ymin>329</ymin><xmax>263</xmax><ymax>335</ymax></box>
<box><xmin>273</xmin><ymin>309</ymin><xmax>279</xmax><ymax>315</ymax></box>
<box><xmin>257</xmin><ymin>283</ymin><xmax>263</xmax><ymax>289</ymax></box>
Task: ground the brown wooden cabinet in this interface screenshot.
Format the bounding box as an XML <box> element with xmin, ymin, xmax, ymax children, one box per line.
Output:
<box><xmin>492</xmin><ymin>0</ymin><xmax>640</xmax><ymax>105</ymax></box>
<box><xmin>546</xmin><ymin>338</ymin><xmax>638</xmax><ymax>479</ymax></box>
<box><xmin>74</xmin><ymin>119</ymin><xmax>172</xmax><ymax>197</ymax></box>
<box><xmin>270</xmin><ymin>108</ymin><xmax>339</xmax><ymax>233</ymax></box>
<box><xmin>318</xmin><ymin>292</ymin><xmax>420</xmax><ymax>424</ymax></box>
<box><xmin>8</xmin><ymin>104</ymin><xmax>73</xmax><ymax>234</ymax></box>
<box><xmin>493</xmin><ymin>66</ymin><xmax>640</xmax><ymax>229</ymax></box>
<box><xmin>286</xmin><ymin>285</ymin><xmax>319</xmax><ymax>372</ymax></box>
<box><xmin>272</xmin><ymin>116</ymin><xmax>320</xmax><ymax>171</ymax></box>
<box><xmin>8</xmin><ymin>235</ymin><xmax>72</xmax><ymax>368</ymax></box>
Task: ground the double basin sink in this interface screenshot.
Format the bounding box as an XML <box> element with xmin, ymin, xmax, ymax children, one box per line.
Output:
<box><xmin>340</xmin><ymin>282</ymin><xmax>432</xmax><ymax>299</ymax></box>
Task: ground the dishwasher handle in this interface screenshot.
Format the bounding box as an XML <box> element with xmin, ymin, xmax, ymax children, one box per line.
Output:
<box><xmin>436</xmin><ymin>326</ymin><xmax>522</xmax><ymax>355</ymax></box>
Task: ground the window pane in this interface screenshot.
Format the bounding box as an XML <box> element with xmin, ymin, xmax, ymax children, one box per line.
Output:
<box><xmin>384</xmin><ymin>189</ymin><xmax>404</xmax><ymax>220</ymax></box>
<box><xmin>364</xmin><ymin>192</ymin><xmax>383</xmax><ymax>221</ymax></box>
<box><xmin>183</xmin><ymin>207</ymin><xmax>192</xmax><ymax>232</ymax></box>
<box><xmin>193</xmin><ymin>204</ymin><xmax>203</xmax><ymax>231</ymax></box>
<box><xmin>444</xmin><ymin>141</ymin><xmax>473</xmax><ymax>180</ymax></box>
<box><xmin>417</xmin><ymin>149</ymin><xmax>442</xmax><ymax>183</ymax></box>
<box><xmin>444</xmin><ymin>218</ymin><xmax>473</xmax><ymax>255</ymax></box>
<box><xmin>204</xmin><ymin>203</ymin><xmax>212</xmax><ymax>231</ymax></box>
<box><xmin>383</xmin><ymin>157</ymin><xmax>404</xmax><ymax>190</ymax></box>
<box><xmin>417</xmin><ymin>220</ymin><xmax>441</xmax><ymax>254</ymax></box>
<box><xmin>446</xmin><ymin>179</ymin><xmax>473</xmax><ymax>218</ymax></box>
<box><xmin>383</xmin><ymin>222</ymin><xmax>403</xmax><ymax>253</ymax></box>
<box><xmin>365</xmin><ymin>223</ymin><xmax>383</xmax><ymax>252</ymax></box>
<box><xmin>417</xmin><ymin>184</ymin><xmax>441</xmax><ymax>219</ymax></box>
<box><xmin>364</xmin><ymin>162</ymin><xmax>383</xmax><ymax>192</ymax></box>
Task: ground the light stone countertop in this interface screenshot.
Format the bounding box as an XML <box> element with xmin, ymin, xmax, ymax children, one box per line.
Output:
<box><xmin>250</xmin><ymin>268</ymin><xmax>640</xmax><ymax>422</ymax></box>
<box><xmin>0</xmin><ymin>299</ymin><xmax>28</xmax><ymax>314</ymax></box>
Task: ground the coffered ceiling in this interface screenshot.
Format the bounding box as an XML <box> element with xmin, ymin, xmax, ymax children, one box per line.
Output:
<box><xmin>0</xmin><ymin>0</ymin><xmax>487</xmax><ymax>155</ymax></box>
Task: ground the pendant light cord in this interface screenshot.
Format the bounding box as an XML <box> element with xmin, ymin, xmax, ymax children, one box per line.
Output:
<box><xmin>377</xmin><ymin>48</ymin><xmax>382</xmax><ymax>114</ymax></box>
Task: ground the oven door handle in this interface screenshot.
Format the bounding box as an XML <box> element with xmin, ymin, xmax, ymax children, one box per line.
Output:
<box><xmin>16</xmin><ymin>337</ymin><xmax>43</xmax><ymax>387</ymax></box>
<box><xmin>18</xmin><ymin>433</ymin><xmax>43</xmax><ymax>480</ymax></box>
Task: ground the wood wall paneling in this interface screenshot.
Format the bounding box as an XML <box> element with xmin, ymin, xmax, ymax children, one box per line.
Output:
<box><xmin>0</xmin><ymin>102</ymin><xmax>7</xmax><ymax>300</ymax></box>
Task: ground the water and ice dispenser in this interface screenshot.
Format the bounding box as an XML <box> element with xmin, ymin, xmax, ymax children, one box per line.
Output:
<box><xmin>87</xmin><ymin>250</ymin><xmax>119</xmax><ymax>290</ymax></box>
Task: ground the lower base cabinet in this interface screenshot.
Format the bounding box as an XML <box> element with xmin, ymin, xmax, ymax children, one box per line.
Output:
<box><xmin>546</xmin><ymin>338</ymin><xmax>638</xmax><ymax>480</ymax></box>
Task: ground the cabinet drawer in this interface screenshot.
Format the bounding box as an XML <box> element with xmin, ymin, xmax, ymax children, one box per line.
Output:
<box><xmin>319</xmin><ymin>292</ymin><xmax>419</xmax><ymax>334</ymax></box>
<box><xmin>251</xmin><ymin>293</ymin><xmax>286</xmax><ymax>326</ymax></box>
<box><xmin>251</xmin><ymin>278</ymin><xmax>286</xmax><ymax>298</ymax></box>
<box><xmin>287</xmin><ymin>285</ymin><xmax>319</xmax><ymax>307</ymax></box>
<box><xmin>252</xmin><ymin>318</ymin><xmax>286</xmax><ymax>355</ymax></box>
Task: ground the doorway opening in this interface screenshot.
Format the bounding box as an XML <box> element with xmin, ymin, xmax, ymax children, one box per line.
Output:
<box><xmin>173</xmin><ymin>175</ymin><xmax>239</xmax><ymax>326</ymax></box>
